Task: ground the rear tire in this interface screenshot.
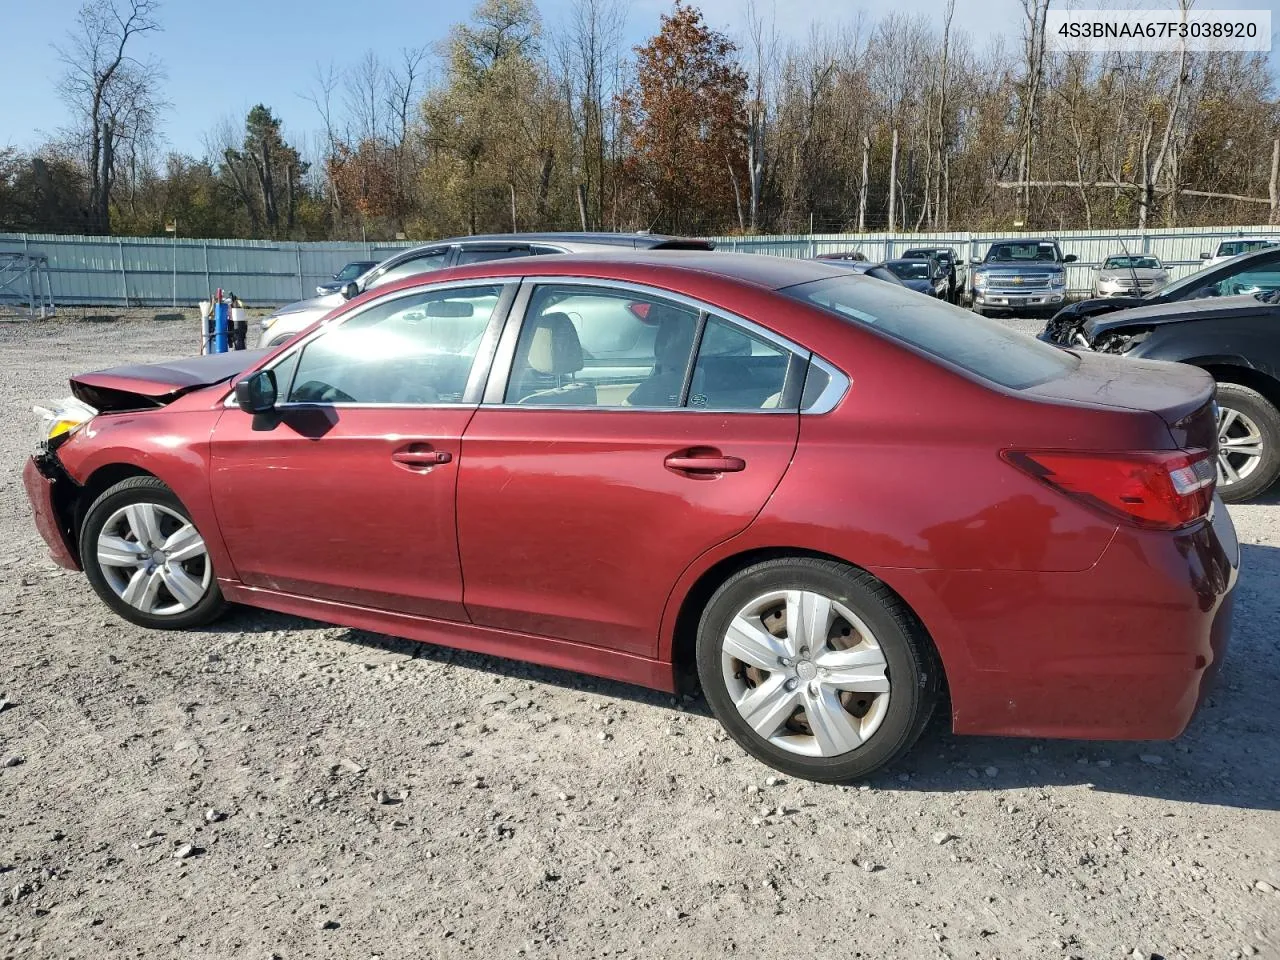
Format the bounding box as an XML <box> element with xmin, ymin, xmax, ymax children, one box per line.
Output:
<box><xmin>695</xmin><ymin>558</ymin><xmax>941</xmax><ymax>783</ymax></box>
<box><xmin>1214</xmin><ymin>382</ymin><xmax>1280</xmax><ymax>503</ymax></box>
<box><xmin>80</xmin><ymin>476</ymin><xmax>228</xmax><ymax>629</ymax></box>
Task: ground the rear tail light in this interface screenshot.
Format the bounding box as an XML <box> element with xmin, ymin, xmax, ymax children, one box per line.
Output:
<box><xmin>1002</xmin><ymin>448</ymin><xmax>1215</xmax><ymax>530</ymax></box>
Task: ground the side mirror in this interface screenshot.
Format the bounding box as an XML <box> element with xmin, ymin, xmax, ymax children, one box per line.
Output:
<box><xmin>234</xmin><ymin>369</ymin><xmax>277</xmax><ymax>414</ymax></box>
<box><xmin>970</xmin><ymin>257</ymin><xmax>981</xmax><ymax>266</ymax></box>
<box><xmin>1063</xmin><ymin>254</ymin><xmax>1078</xmax><ymax>263</ymax></box>
<box><xmin>1199</xmin><ymin>252</ymin><xmax>1211</xmax><ymax>260</ymax></box>
<box><xmin>341</xmin><ymin>281</ymin><xmax>360</xmax><ymax>300</ymax></box>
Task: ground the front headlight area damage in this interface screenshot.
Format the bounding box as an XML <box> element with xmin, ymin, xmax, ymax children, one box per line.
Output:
<box><xmin>1091</xmin><ymin>327</ymin><xmax>1152</xmax><ymax>355</ymax></box>
<box><xmin>32</xmin><ymin>397</ymin><xmax>97</xmax><ymax>452</ymax></box>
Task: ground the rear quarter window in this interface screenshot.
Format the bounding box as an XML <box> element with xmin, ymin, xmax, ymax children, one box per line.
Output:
<box><xmin>782</xmin><ymin>275</ymin><xmax>1077</xmax><ymax>390</ymax></box>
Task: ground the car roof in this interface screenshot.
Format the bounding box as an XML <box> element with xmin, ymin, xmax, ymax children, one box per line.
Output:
<box><xmin>368</xmin><ymin>250</ymin><xmax>863</xmax><ymax>294</ymax></box>
<box><xmin>389</xmin><ymin>232</ymin><xmax>710</xmax><ymax>257</ymax></box>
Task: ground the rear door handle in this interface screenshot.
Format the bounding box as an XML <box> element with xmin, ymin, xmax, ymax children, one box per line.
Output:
<box><xmin>664</xmin><ymin>451</ymin><xmax>746</xmax><ymax>474</ymax></box>
<box><xmin>391</xmin><ymin>444</ymin><xmax>453</xmax><ymax>469</ymax></box>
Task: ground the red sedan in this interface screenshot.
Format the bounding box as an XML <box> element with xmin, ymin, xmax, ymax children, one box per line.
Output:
<box><xmin>24</xmin><ymin>253</ymin><xmax>1239</xmax><ymax>782</ymax></box>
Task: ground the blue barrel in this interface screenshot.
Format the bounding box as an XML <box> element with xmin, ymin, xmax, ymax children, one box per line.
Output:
<box><xmin>213</xmin><ymin>301</ymin><xmax>230</xmax><ymax>353</ymax></box>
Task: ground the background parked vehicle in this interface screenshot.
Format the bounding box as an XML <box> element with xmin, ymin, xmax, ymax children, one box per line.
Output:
<box><xmin>1041</xmin><ymin>291</ymin><xmax>1280</xmax><ymax>502</ymax></box>
<box><xmin>884</xmin><ymin>258</ymin><xmax>948</xmax><ymax>298</ymax></box>
<box><xmin>1201</xmin><ymin>237</ymin><xmax>1278</xmax><ymax>266</ymax></box>
<box><xmin>813</xmin><ymin>251</ymin><xmax>868</xmax><ymax>262</ymax></box>
<box><xmin>968</xmin><ymin>239</ymin><xmax>1076</xmax><ymax>317</ymax></box>
<box><xmin>315</xmin><ymin>260</ymin><xmax>378</xmax><ymax>296</ymax></box>
<box><xmin>902</xmin><ymin>246</ymin><xmax>963</xmax><ymax>301</ymax></box>
<box><xmin>1092</xmin><ymin>255</ymin><xmax>1169</xmax><ymax>298</ymax></box>
<box><xmin>27</xmin><ymin>253</ymin><xmax>1237</xmax><ymax>783</ymax></box>
<box><xmin>1044</xmin><ymin>244</ymin><xmax>1280</xmax><ymax>334</ymax></box>
<box><xmin>258</xmin><ymin>232</ymin><xmax>714</xmax><ymax>348</ymax></box>
<box><xmin>816</xmin><ymin>260</ymin><xmax>906</xmax><ymax>286</ymax></box>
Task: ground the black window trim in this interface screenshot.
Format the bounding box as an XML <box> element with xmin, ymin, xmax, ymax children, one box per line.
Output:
<box><xmin>479</xmin><ymin>275</ymin><xmax>848</xmax><ymax>414</ymax></box>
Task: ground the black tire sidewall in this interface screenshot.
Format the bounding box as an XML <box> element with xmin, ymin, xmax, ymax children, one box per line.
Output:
<box><xmin>695</xmin><ymin>560</ymin><xmax>938</xmax><ymax>783</ymax></box>
<box><xmin>1215</xmin><ymin>382</ymin><xmax>1280</xmax><ymax>503</ymax></box>
<box><xmin>80</xmin><ymin>477</ymin><xmax>226</xmax><ymax>629</ymax></box>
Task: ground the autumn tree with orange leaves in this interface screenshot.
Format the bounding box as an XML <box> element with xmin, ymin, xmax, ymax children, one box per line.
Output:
<box><xmin>618</xmin><ymin>2</ymin><xmax>748</xmax><ymax>234</ymax></box>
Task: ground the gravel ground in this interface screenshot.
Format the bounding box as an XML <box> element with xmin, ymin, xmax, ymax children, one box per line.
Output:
<box><xmin>1</xmin><ymin>310</ymin><xmax>1278</xmax><ymax>960</ymax></box>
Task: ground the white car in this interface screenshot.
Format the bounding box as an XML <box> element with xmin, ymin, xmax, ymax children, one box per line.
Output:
<box><xmin>1200</xmin><ymin>238</ymin><xmax>1278</xmax><ymax>267</ymax></box>
<box><xmin>258</xmin><ymin>233</ymin><xmax>713</xmax><ymax>348</ymax></box>
<box><xmin>1092</xmin><ymin>255</ymin><xmax>1169</xmax><ymax>298</ymax></box>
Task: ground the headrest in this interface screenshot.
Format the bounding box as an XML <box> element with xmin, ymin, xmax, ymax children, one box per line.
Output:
<box><xmin>651</xmin><ymin>305</ymin><xmax>696</xmax><ymax>368</ymax></box>
<box><xmin>527</xmin><ymin>312</ymin><xmax>583</xmax><ymax>376</ymax></box>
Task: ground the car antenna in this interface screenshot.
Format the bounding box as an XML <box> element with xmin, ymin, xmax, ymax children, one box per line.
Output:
<box><xmin>1117</xmin><ymin>236</ymin><xmax>1143</xmax><ymax>298</ymax></box>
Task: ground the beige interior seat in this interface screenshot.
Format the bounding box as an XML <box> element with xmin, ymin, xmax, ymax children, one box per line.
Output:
<box><xmin>514</xmin><ymin>311</ymin><xmax>597</xmax><ymax>406</ymax></box>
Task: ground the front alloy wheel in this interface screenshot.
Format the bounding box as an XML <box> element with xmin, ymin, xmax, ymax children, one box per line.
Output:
<box><xmin>696</xmin><ymin>558</ymin><xmax>940</xmax><ymax>782</ymax></box>
<box><xmin>81</xmin><ymin>476</ymin><xmax>227</xmax><ymax>629</ymax></box>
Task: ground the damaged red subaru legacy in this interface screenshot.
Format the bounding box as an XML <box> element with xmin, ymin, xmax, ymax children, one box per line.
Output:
<box><xmin>24</xmin><ymin>253</ymin><xmax>1239</xmax><ymax>781</ymax></box>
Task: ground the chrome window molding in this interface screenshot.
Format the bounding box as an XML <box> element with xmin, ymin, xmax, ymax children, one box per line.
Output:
<box><xmin>480</xmin><ymin>275</ymin><xmax>848</xmax><ymax>415</ymax></box>
<box><xmin>803</xmin><ymin>356</ymin><xmax>850</xmax><ymax>415</ymax></box>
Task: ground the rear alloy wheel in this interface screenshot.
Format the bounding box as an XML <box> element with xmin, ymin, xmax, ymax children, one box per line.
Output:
<box><xmin>696</xmin><ymin>558</ymin><xmax>940</xmax><ymax>782</ymax></box>
<box><xmin>81</xmin><ymin>476</ymin><xmax>227</xmax><ymax>629</ymax></box>
<box><xmin>1214</xmin><ymin>382</ymin><xmax>1280</xmax><ymax>503</ymax></box>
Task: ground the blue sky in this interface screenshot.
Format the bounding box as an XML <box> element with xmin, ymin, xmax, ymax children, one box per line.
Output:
<box><xmin>1</xmin><ymin>0</ymin><xmax>1275</xmax><ymax>159</ymax></box>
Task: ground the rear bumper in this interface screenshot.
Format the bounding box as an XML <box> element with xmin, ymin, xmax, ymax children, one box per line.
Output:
<box><xmin>878</xmin><ymin>500</ymin><xmax>1239</xmax><ymax>740</ymax></box>
<box><xmin>22</xmin><ymin>455</ymin><xmax>80</xmax><ymax>571</ymax></box>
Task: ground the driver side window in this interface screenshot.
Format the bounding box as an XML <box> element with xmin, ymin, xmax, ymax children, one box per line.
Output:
<box><xmin>286</xmin><ymin>285</ymin><xmax>503</xmax><ymax>405</ymax></box>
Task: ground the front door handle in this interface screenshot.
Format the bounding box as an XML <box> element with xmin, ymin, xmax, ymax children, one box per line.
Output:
<box><xmin>664</xmin><ymin>449</ymin><xmax>746</xmax><ymax>475</ymax></box>
<box><xmin>391</xmin><ymin>444</ymin><xmax>452</xmax><ymax>469</ymax></box>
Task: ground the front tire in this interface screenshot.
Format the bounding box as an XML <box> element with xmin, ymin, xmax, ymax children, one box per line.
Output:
<box><xmin>695</xmin><ymin>558</ymin><xmax>941</xmax><ymax>783</ymax></box>
<box><xmin>80</xmin><ymin>476</ymin><xmax>227</xmax><ymax>629</ymax></box>
<box><xmin>1214</xmin><ymin>382</ymin><xmax>1280</xmax><ymax>503</ymax></box>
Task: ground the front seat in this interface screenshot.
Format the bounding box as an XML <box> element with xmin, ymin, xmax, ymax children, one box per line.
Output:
<box><xmin>513</xmin><ymin>311</ymin><xmax>597</xmax><ymax>406</ymax></box>
<box><xmin>626</xmin><ymin>305</ymin><xmax>697</xmax><ymax>407</ymax></box>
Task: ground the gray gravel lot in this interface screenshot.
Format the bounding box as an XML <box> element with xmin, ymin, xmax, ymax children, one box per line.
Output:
<box><xmin>1</xmin><ymin>310</ymin><xmax>1278</xmax><ymax>960</ymax></box>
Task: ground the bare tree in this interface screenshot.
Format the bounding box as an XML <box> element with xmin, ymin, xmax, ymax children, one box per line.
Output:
<box><xmin>743</xmin><ymin>0</ymin><xmax>778</xmax><ymax>232</ymax></box>
<box><xmin>1017</xmin><ymin>0</ymin><xmax>1051</xmax><ymax>221</ymax></box>
<box><xmin>56</xmin><ymin>0</ymin><xmax>163</xmax><ymax>234</ymax></box>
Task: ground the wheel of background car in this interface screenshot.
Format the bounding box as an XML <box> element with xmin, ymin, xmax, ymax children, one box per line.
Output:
<box><xmin>80</xmin><ymin>476</ymin><xmax>227</xmax><ymax>630</ymax></box>
<box><xmin>695</xmin><ymin>557</ymin><xmax>940</xmax><ymax>782</ymax></box>
<box><xmin>1213</xmin><ymin>382</ymin><xmax>1280</xmax><ymax>503</ymax></box>
<box><xmin>268</xmin><ymin>333</ymin><xmax>293</xmax><ymax>348</ymax></box>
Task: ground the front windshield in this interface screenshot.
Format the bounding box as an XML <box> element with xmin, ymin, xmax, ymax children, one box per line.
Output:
<box><xmin>1154</xmin><ymin>251</ymin><xmax>1256</xmax><ymax>300</ymax></box>
<box><xmin>888</xmin><ymin>262</ymin><xmax>931</xmax><ymax>280</ymax></box>
<box><xmin>335</xmin><ymin>262</ymin><xmax>368</xmax><ymax>282</ymax></box>
<box><xmin>985</xmin><ymin>242</ymin><xmax>1059</xmax><ymax>263</ymax></box>
<box><xmin>1103</xmin><ymin>256</ymin><xmax>1161</xmax><ymax>270</ymax></box>
<box><xmin>1217</xmin><ymin>240</ymin><xmax>1276</xmax><ymax>258</ymax></box>
<box><xmin>905</xmin><ymin>249</ymin><xmax>950</xmax><ymax>262</ymax></box>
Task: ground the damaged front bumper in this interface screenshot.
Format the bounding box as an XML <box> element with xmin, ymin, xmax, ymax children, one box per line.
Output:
<box><xmin>22</xmin><ymin>453</ymin><xmax>81</xmax><ymax>570</ymax></box>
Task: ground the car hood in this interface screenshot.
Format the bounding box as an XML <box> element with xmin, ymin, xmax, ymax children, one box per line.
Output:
<box><xmin>900</xmin><ymin>278</ymin><xmax>934</xmax><ymax>293</ymax></box>
<box><xmin>70</xmin><ymin>350</ymin><xmax>268</xmax><ymax>411</ymax></box>
<box><xmin>1081</xmin><ymin>294</ymin><xmax>1269</xmax><ymax>339</ymax></box>
<box><xmin>273</xmin><ymin>291</ymin><xmax>344</xmax><ymax>316</ymax></box>
<box><xmin>1098</xmin><ymin>268</ymin><xmax>1166</xmax><ymax>281</ymax></box>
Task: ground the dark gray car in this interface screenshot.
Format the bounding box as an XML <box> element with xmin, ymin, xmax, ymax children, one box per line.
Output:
<box><xmin>259</xmin><ymin>233</ymin><xmax>714</xmax><ymax>347</ymax></box>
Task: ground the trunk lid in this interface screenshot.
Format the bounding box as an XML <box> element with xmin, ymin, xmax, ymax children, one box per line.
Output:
<box><xmin>70</xmin><ymin>350</ymin><xmax>268</xmax><ymax>412</ymax></box>
<box><xmin>1021</xmin><ymin>349</ymin><xmax>1217</xmax><ymax>450</ymax></box>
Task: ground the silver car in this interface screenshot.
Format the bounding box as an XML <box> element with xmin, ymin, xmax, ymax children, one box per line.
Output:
<box><xmin>1092</xmin><ymin>255</ymin><xmax>1169</xmax><ymax>298</ymax></box>
<box><xmin>257</xmin><ymin>233</ymin><xmax>713</xmax><ymax>348</ymax></box>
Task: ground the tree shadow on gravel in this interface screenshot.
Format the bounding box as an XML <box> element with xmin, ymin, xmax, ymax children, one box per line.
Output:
<box><xmin>207</xmin><ymin>542</ymin><xmax>1279</xmax><ymax>810</ymax></box>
